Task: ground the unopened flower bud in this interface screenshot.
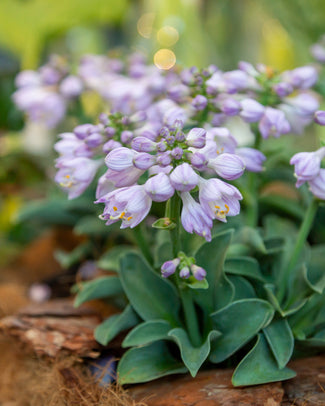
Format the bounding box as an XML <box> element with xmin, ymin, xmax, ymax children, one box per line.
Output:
<box><xmin>161</xmin><ymin>258</ymin><xmax>180</xmax><ymax>278</ymax></box>
<box><xmin>190</xmin><ymin>264</ymin><xmax>206</xmax><ymax>280</ymax></box>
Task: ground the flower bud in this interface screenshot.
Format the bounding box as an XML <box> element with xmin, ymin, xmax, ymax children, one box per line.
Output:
<box><xmin>170</xmin><ymin>163</ymin><xmax>199</xmax><ymax>192</ymax></box>
<box><xmin>161</xmin><ymin>258</ymin><xmax>180</xmax><ymax>278</ymax></box>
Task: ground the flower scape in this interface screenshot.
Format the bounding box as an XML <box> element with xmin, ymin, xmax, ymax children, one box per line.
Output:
<box><xmin>14</xmin><ymin>38</ymin><xmax>325</xmax><ymax>386</ymax></box>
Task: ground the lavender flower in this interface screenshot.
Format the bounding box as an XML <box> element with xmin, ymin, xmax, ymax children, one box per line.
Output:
<box><xmin>198</xmin><ymin>178</ymin><xmax>242</xmax><ymax>222</ymax></box>
<box><xmin>180</xmin><ymin>192</ymin><xmax>213</xmax><ymax>241</ymax></box>
<box><xmin>240</xmin><ymin>99</ymin><xmax>265</xmax><ymax>123</ymax></box>
<box><xmin>190</xmin><ymin>264</ymin><xmax>207</xmax><ymax>280</ymax></box>
<box><xmin>259</xmin><ymin>107</ymin><xmax>291</xmax><ymax>139</ymax></box>
<box><xmin>169</xmin><ymin>163</ymin><xmax>199</xmax><ymax>192</ymax></box>
<box><xmin>290</xmin><ymin>147</ymin><xmax>325</xmax><ymax>187</ymax></box>
<box><xmin>309</xmin><ymin>169</ymin><xmax>325</xmax><ymax>200</ymax></box>
<box><xmin>236</xmin><ymin>148</ymin><xmax>266</xmax><ymax>172</ymax></box>
<box><xmin>144</xmin><ymin>173</ymin><xmax>175</xmax><ymax>202</ymax></box>
<box><xmin>97</xmin><ymin>185</ymin><xmax>152</xmax><ymax>229</ymax></box>
<box><xmin>161</xmin><ymin>258</ymin><xmax>180</xmax><ymax>278</ymax></box>
<box><xmin>55</xmin><ymin>157</ymin><xmax>101</xmax><ymax>199</ymax></box>
<box><xmin>315</xmin><ymin>110</ymin><xmax>325</xmax><ymax>125</ymax></box>
<box><xmin>207</xmin><ymin>153</ymin><xmax>245</xmax><ymax>180</ymax></box>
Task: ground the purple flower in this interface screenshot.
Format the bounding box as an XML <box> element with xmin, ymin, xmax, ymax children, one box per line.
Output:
<box><xmin>235</xmin><ymin>148</ymin><xmax>266</xmax><ymax>172</ymax></box>
<box><xmin>190</xmin><ymin>152</ymin><xmax>208</xmax><ymax>171</ymax></box>
<box><xmin>59</xmin><ymin>75</ymin><xmax>83</xmax><ymax>98</ymax></box>
<box><xmin>190</xmin><ymin>264</ymin><xmax>207</xmax><ymax>281</ymax></box>
<box><xmin>309</xmin><ymin>169</ymin><xmax>325</xmax><ymax>200</ymax></box>
<box><xmin>311</xmin><ymin>43</ymin><xmax>325</xmax><ymax>63</ymax></box>
<box><xmin>273</xmin><ymin>82</ymin><xmax>293</xmax><ymax>97</ymax></box>
<box><xmin>185</xmin><ymin>128</ymin><xmax>206</xmax><ymax>148</ymax></box>
<box><xmin>55</xmin><ymin>157</ymin><xmax>101</xmax><ymax>199</ymax></box>
<box><xmin>15</xmin><ymin>70</ymin><xmax>41</xmax><ymax>88</ymax></box>
<box><xmin>259</xmin><ymin>107</ymin><xmax>291</xmax><ymax>139</ymax></box>
<box><xmin>286</xmin><ymin>93</ymin><xmax>319</xmax><ymax>117</ymax></box>
<box><xmin>96</xmin><ymin>167</ymin><xmax>144</xmax><ymax>197</ymax></box>
<box><xmin>315</xmin><ymin>110</ymin><xmax>325</xmax><ymax>125</ymax></box>
<box><xmin>105</xmin><ymin>147</ymin><xmax>136</xmax><ymax>171</ymax></box>
<box><xmin>131</xmin><ymin>137</ymin><xmax>157</xmax><ymax>152</ymax></box>
<box><xmin>74</xmin><ymin>124</ymin><xmax>98</xmax><ymax>139</ymax></box>
<box><xmin>169</xmin><ymin>163</ymin><xmax>199</xmax><ymax>192</ymax></box>
<box><xmin>54</xmin><ymin>132</ymin><xmax>92</xmax><ymax>158</ymax></box>
<box><xmin>179</xmin><ymin>266</ymin><xmax>190</xmax><ymax>279</ymax></box>
<box><xmin>97</xmin><ymin>185</ymin><xmax>152</xmax><ymax>229</ymax></box>
<box><xmin>145</xmin><ymin>173</ymin><xmax>175</xmax><ymax>202</ymax></box>
<box><xmin>198</xmin><ymin>178</ymin><xmax>242</xmax><ymax>222</ymax></box>
<box><xmin>240</xmin><ymin>99</ymin><xmax>265</xmax><ymax>123</ymax></box>
<box><xmin>220</xmin><ymin>97</ymin><xmax>241</xmax><ymax>116</ymax></box>
<box><xmin>192</xmin><ymin>95</ymin><xmax>208</xmax><ymax>111</ymax></box>
<box><xmin>207</xmin><ymin>153</ymin><xmax>245</xmax><ymax>180</ymax></box>
<box><xmin>103</xmin><ymin>140</ymin><xmax>122</xmax><ymax>153</ymax></box>
<box><xmin>290</xmin><ymin>147</ymin><xmax>325</xmax><ymax>187</ymax></box>
<box><xmin>284</xmin><ymin>66</ymin><xmax>318</xmax><ymax>89</ymax></box>
<box><xmin>180</xmin><ymin>192</ymin><xmax>212</xmax><ymax>241</ymax></box>
<box><xmin>133</xmin><ymin>153</ymin><xmax>156</xmax><ymax>170</ymax></box>
<box><xmin>161</xmin><ymin>258</ymin><xmax>180</xmax><ymax>278</ymax></box>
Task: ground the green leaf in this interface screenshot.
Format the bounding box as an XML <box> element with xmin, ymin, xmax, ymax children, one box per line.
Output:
<box><xmin>154</xmin><ymin>241</ymin><xmax>173</xmax><ymax>269</ymax></box>
<box><xmin>186</xmin><ymin>277</ymin><xmax>209</xmax><ymax>290</ymax></box>
<box><xmin>209</xmin><ymin>299</ymin><xmax>274</xmax><ymax>363</ymax></box>
<box><xmin>306</xmin><ymin>245</ymin><xmax>325</xmax><ymax>294</ymax></box>
<box><xmin>232</xmin><ymin>334</ymin><xmax>296</xmax><ymax>386</ymax></box>
<box><xmin>168</xmin><ymin>328</ymin><xmax>221</xmax><ymax>377</ymax></box>
<box><xmin>74</xmin><ymin>215</ymin><xmax>111</xmax><ymax>236</ymax></box>
<box><xmin>263</xmin><ymin>318</ymin><xmax>294</xmax><ymax>369</ymax></box>
<box><xmin>74</xmin><ymin>276</ymin><xmax>123</xmax><ymax>307</ymax></box>
<box><xmin>97</xmin><ymin>246</ymin><xmax>138</xmax><ymax>272</ymax></box>
<box><xmin>228</xmin><ymin>275</ymin><xmax>256</xmax><ymax>300</ymax></box>
<box><xmin>122</xmin><ymin>320</ymin><xmax>171</xmax><ymax>347</ymax></box>
<box><xmin>264</xmin><ymin>283</ymin><xmax>307</xmax><ymax>317</ymax></box>
<box><xmin>233</xmin><ymin>227</ymin><xmax>267</xmax><ymax>254</ymax></box>
<box><xmin>225</xmin><ymin>257</ymin><xmax>265</xmax><ymax>282</ymax></box>
<box><xmin>17</xmin><ymin>199</ymin><xmax>79</xmax><ymax>226</ymax></box>
<box><xmin>117</xmin><ymin>341</ymin><xmax>187</xmax><ymax>384</ymax></box>
<box><xmin>120</xmin><ymin>252</ymin><xmax>180</xmax><ymax>324</ymax></box>
<box><xmin>54</xmin><ymin>242</ymin><xmax>92</xmax><ymax>269</ymax></box>
<box><xmin>194</xmin><ymin>229</ymin><xmax>233</xmax><ymax>311</ymax></box>
<box><xmin>94</xmin><ymin>305</ymin><xmax>139</xmax><ymax>345</ymax></box>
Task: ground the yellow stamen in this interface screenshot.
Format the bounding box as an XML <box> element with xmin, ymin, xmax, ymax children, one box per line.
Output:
<box><xmin>127</xmin><ymin>216</ymin><xmax>133</xmax><ymax>221</ymax></box>
<box><xmin>225</xmin><ymin>204</ymin><xmax>229</xmax><ymax>213</ymax></box>
<box><xmin>65</xmin><ymin>174</ymin><xmax>70</xmax><ymax>179</ymax></box>
<box><xmin>119</xmin><ymin>211</ymin><xmax>126</xmax><ymax>219</ymax></box>
<box><xmin>215</xmin><ymin>205</ymin><xmax>220</xmax><ymax>209</ymax></box>
<box><xmin>113</xmin><ymin>206</ymin><xmax>118</xmax><ymax>211</ymax></box>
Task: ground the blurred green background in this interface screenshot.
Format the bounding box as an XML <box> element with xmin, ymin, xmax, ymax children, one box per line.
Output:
<box><xmin>1</xmin><ymin>0</ymin><xmax>325</xmax><ymax>263</ymax></box>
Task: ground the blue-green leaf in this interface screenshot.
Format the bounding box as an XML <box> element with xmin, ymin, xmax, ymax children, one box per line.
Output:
<box><xmin>117</xmin><ymin>341</ymin><xmax>187</xmax><ymax>384</ymax></box>
<box><xmin>168</xmin><ymin>328</ymin><xmax>221</xmax><ymax>377</ymax></box>
<box><xmin>209</xmin><ymin>299</ymin><xmax>274</xmax><ymax>363</ymax></box>
<box><xmin>94</xmin><ymin>305</ymin><xmax>139</xmax><ymax>345</ymax></box>
<box><xmin>122</xmin><ymin>320</ymin><xmax>171</xmax><ymax>348</ymax></box>
<box><xmin>232</xmin><ymin>334</ymin><xmax>296</xmax><ymax>386</ymax></box>
<box><xmin>120</xmin><ymin>252</ymin><xmax>180</xmax><ymax>324</ymax></box>
<box><xmin>97</xmin><ymin>246</ymin><xmax>138</xmax><ymax>272</ymax></box>
<box><xmin>263</xmin><ymin>318</ymin><xmax>294</xmax><ymax>369</ymax></box>
<box><xmin>225</xmin><ymin>257</ymin><xmax>265</xmax><ymax>282</ymax></box>
<box><xmin>74</xmin><ymin>276</ymin><xmax>123</xmax><ymax>307</ymax></box>
<box><xmin>228</xmin><ymin>275</ymin><xmax>256</xmax><ymax>300</ymax></box>
<box><xmin>194</xmin><ymin>229</ymin><xmax>233</xmax><ymax>312</ymax></box>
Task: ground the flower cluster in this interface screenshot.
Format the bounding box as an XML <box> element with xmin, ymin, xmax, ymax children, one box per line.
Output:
<box><xmin>161</xmin><ymin>252</ymin><xmax>206</xmax><ymax>281</ymax></box>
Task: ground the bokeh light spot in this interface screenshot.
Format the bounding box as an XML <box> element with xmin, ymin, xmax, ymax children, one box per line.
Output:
<box><xmin>137</xmin><ymin>13</ymin><xmax>155</xmax><ymax>39</ymax></box>
<box><xmin>154</xmin><ymin>49</ymin><xmax>176</xmax><ymax>70</ymax></box>
<box><xmin>157</xmin><ymin>26</ymin><xmax>179</xmax><ymax>47</ymax></box>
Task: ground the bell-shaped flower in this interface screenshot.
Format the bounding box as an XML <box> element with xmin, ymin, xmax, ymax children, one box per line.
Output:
<box><xmin>97</xmin><ymin>185</ymin><xmax>152</xmax><ymax>229</ymax></box>
<box><xmin>259</xmin><ymin>107</ymin><xmax>291</xmax><ymax>139</ymax></box>
<box><xmin>315</xmin><ymin>110</ymin><xmax>325</xmax><ymax>126</ymax></box>
<box><xmin>309</xmin><ymin>169</ymin><xmax>325</xmax><ymax>200</ymax></box>
<box><xmin>290</xmin><ymin>147</ymin><xmax>325</xmax><ymax>187</ymax></box>
<box><xmin>161</xmin><ymin>258</ymin><xmax>180</xmax><ymax>278</ymax></box>
<box><xmin>207</xmin><ymin>153</ymin><xmax>245</xmax><ymax>180</ymax></box>
<box><xmin>131</xmin><ymin>137</ymin><xmax>157</xmax><ymax>152</ymax></box>
<box><xmin>199</xmin><ymin>178</ymin><xmax>242</xmax><ymax>222</ymax></box>
<box><xmin>185</xmin><ymin>128</ymin><xmax>206</xmax><ymax>148</ymax></box>
<box><xmin>55</xmin><ymin>157</ymin><xmax>102</xmax><ymax>199</ymax></box>
<box><xmin>145</xmin><ymin>173</ymin><xmax>175</xmax><ymax>202</ymax></box>
<box><xmin>105</xmin><ymin>147</ymin><xmax>136</xmax><ymax>171</ymax></box>
<box><xmin>190</xmin><ymin>264</ymin><xmax>207</xmax><ymax>281</ymax></box>
<box><xmin>236</xmin><ymin>147</ymin><xmax>266</xmax><ymax>172</ymax></box>
<box><xmin>180</xmin><ymin>192</ymin><xmax>212</xmax><ymax>241</ymax></box>
<box><xmin>240</xmin><ymin>99</ymin><xmax>265</xmax><ymax>123</ymax></box>
<box><xmin>170</xmin><ymin>163</ymin><xmax>199</xmax><ymax>192</ymax></box>
<box><xmin>54</xmin><ymin>132</ymin><xmax>92</xmax><ymax>159</ymax></box>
